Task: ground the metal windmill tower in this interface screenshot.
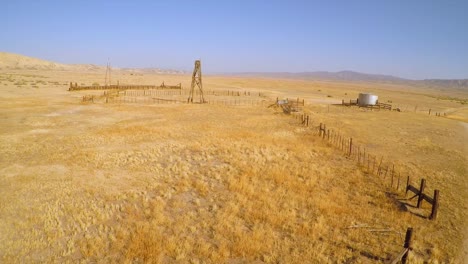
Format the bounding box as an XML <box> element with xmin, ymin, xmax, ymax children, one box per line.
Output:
<box><xmin>187</xmin><ymin>60</ymin><xmax>205</xmax><ymax>103</ymax></box>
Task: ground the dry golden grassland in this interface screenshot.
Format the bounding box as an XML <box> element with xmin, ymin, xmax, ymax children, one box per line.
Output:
<box><xmin>0</xmin><ymin>70</ymin><xmax>467</xmax><ymax>263</ymax></box>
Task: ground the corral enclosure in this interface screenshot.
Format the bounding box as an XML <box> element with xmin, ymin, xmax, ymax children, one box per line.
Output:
<box><xmin>0</xmin><ymin>69</ymin><xmax>467</xmax><ymax>263</ymax></box>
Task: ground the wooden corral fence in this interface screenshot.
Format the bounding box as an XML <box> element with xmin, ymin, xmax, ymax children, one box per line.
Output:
<box><xmin>406</xmin><ymin>178</ymin><xmax>440</xmax><ymax>220</ymax></box>
<box><xmin>106</xmin><ymin>96</ymin><xmax>267</xmax><ymax>106</ymax></box>
<box><xmin>341</xmin><ymin>99</ymin><xmax>358</xmax><ymax>106</ymax></box>
<box><xmin>341</xmin><ymin>99</ymin><xmax>393</xmax><ymax>111</ymax></box>
<box><xmin>95</xmin><ymin>88</ymin><xmax>268</xmax><ymax>106</ymax></box>
<box><xmin>69</xmin><ymin>82</ymin><xmax>182</xmax><ymax>91</ymax></box>
<box><xmin>102</xmin><ymin>89</ymin><xmax>265</xmax><ymax>97</ymax></box>
<box><xmin>82</xmin><ymin>95</ymin><xmax>95</xmax><ymax>103</ymax></box>
<box><xmin>202</xmin><ymin>90</ymin><xmax>265</xmax><ymax>97</ymax></box>
<box><xmin>377</xmin><ymin>102</ymin><xmax>392</xmax><ymax>110</ymax></box>
<box><xmin>269</xmin><ymin>98</ymin><xmax>305</xmax><ymax>114</ymax></box>
<box><xmin>292</xmin><ymin>113</ymin><xmax>441</xmax><ymax>222</ymax></box>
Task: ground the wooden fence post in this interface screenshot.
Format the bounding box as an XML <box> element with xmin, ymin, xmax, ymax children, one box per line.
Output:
<box><xmin>323</xmin><ymin>125</ymin><xmax>326</xmax><ymax>139</ymax></box>
<box><xmin>391</xmin><ymin>164</ymin><xmax>395</xmax><ymax>187</ymax></box>
<box><xmin>401</xmin><ymin>228</ymin><xmax>413</xmax><ymax>264</ymax></box>
<box><xmin>377</xmin><ymin>157</ymin><xmax>383</xmax><ymax>176</ymax></box>
<box><xmin>396</xmin><ymin>172</ymin><xmax>401</xmax><ymax>190</ymax></box>
<box><xmin>406</xmin><ymin>176</ymin><xmax>410</xmax><ymax>195</ymax></box>
<box><xmin>349</xmin><ymin>138</ymin><xmax>353</xmax><ymax>156</ymax></box>
<box><xmin>416</xmin><ymin>179</ymin><xmax>426</xmax><ymax>208</ymax></box>
<box><xmin>367</xmin><ymin>154</ymin><xmax>370</xmax><ymax>172</ymax></box>
<box><xmin>357</xmin><ymin>146</ymin><xmax>360</xmax><ymax>164</ymax></box>
<box><xmin>372</xmin><ymin>155</ymin><xmax>376</xmax><ymax>174</ymax></box>
<box><xmin>430</xmin><ymin>190</ymin><xmax>439</xmax><ymax>220</ymax></box>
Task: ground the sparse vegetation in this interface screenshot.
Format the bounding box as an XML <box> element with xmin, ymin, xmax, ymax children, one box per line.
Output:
<box><xmin>0</xmin><ymin>69</ymin><xmax>466</xmax><ymax>263</ymax></box>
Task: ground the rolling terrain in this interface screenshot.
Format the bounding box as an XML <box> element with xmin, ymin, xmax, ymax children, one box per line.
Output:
<box><xmin>0</xmin><ymin>53</ymin><xmax>467</xmax><ymax>263</ymax></box>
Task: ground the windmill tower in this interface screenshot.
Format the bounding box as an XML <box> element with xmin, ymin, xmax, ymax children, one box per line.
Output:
<box><xmin>104</xmin><ymin>60</ymin><xmax>111</xmax><ymax>87</ymax></box>
<box><xmin>187</xmin><ymin>60</ymin><xmax>205</xmax><ymax>103</ymax></box>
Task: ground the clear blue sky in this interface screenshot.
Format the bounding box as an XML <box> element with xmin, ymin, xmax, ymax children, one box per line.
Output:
<box><xmin>2</xmin><ymin>0</ymin><xmax>467</xmax><ymax>79</ymax></box>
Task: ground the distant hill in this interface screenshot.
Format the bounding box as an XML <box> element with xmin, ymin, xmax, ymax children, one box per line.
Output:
<box><xmin>231</xmin><ymin>71</ymin><xmax>468</xmax><ymax>90</ymax></box>
<box><xmin>1</xmin><ymin>52</ymin><xmax>466</xmax><ymax>89</ymax></box>
<box><xmin>421</xmin><ymin>79</ymin><xmax>468</xmax><ymax>90</ymax></box>
<box><xmin>233</xmin><ymin>71</ymin><xmax>406</xmax><ymax>82</ymax></box>
<box><xmin>0</xmin><ymin>52</ymin><xmax>71</xmax><ymax>70</ymax></box>
<box><xmin>0</xmin><ymin>52</ymin><xmax>184</xmax><ymax>74</ymax></box>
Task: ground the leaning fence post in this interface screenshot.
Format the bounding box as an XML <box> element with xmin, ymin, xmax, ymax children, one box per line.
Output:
<box><xmin>349</xmin><ymin>138</ymin><xmax>353</xmax><ymax>156</ymax></box>
<box><xmin>392</xmin><ymin>171</ymin><xmax>398</xmax><ymax>190</ymax></box>
<box><xmin>416</xmin><ymin>179</ymin><xmax>426</xmax><ymax>208</ymax></box>
<box><xmin>430</xmin><ymin>190</ymin><xmax>439</xmax><ymax>220</ymax></box>
<box><xmin>401</xmin><ymin>228</ymin><xmax>413</xmax><ymax>264</ymax></box>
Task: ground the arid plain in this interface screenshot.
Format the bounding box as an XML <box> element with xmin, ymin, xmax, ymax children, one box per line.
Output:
<box><xmin>0</xmin><ymin>59</ymin><xmax>467</xmax><ymax>263</ymax></box>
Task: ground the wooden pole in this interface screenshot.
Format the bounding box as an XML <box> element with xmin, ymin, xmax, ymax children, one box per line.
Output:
<box><xmin>401</xmin><ymin>228</ymin><xmax>413</xmax><ymax>264</ymax></box>
<box><xmin>372</xmin><ymin>155</ymin><xmax>376</xmax><ymax>174</ymax></box>
<box><xmin>406</xmin><ymin>176</ymin><xmax>410</xmax><ymax>195</ymax></box>
<box><xmin>349</xmin><ymin>138</ymin><xmax>353</xmax><ymax>156</ymax></box>
<box><xmin>367</xmin><ymin>154</ymin><xmax>370</xmax><ymax>172</ymax></box>
<box><xmin>384</xmin><ymin>165</ymin><xmax>389</xmax><ymax>179</ymax></box>
<box><xmin>416</xmin><ymin>179</ymin><xmax>426</xmax><ymax>208</ymax></box>
<box><xmin>397</xmin><ymin>172</ymin><xmax>401</xmax><ymax>191</ymax></box>
<box><xmin>430</xmin><ymin>190</ymin><xmax>440</xmax><ymax>220</ymax></box>
<box><xmin>363</xmin><ymin>148</ymin><xmax>366</xmax><ymax>164</ymax></box>
<box><xmin>319</xmin><ymin>123</ymin><xmax>322</xmax><ymax>136</ymax></box>
<box><xmin>357</xmin><ymin>146</ymin><xmax>360</xmax><ymax>164</ymax></box>
<box><xmin>377</xmin><ymin>156</ymin><xmax>383</xmax><ymax>176</ymax></box>
<box><xmin>391</xmin><ymin>164</ymin><xmax>395</xmax><ymax>187</ymax></box>
<box><xmin>323</xmin><ymin>125</ymin><xmax>326</xmax><ymax>139</ymax></box>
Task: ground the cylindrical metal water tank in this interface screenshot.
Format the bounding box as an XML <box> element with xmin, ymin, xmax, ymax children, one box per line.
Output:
<box><xmin>358</xmin><ymin>93</ymin><xmax>378</xmax><ymax>106</ymax></box>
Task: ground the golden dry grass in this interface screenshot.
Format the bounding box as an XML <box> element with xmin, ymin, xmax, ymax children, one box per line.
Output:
<box><xmin>0</xmin><ymin>69</ymin><xmax>466</xmax><ymax>263</ymax></box>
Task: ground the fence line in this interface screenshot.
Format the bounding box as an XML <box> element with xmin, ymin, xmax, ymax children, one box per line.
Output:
<box><xmin>292</xmin><ymin>111</ymin><xmax>441</xmax><ymax>221</ymax></box>
<box><xmin>388</xmin><ymin>227</ymin><xmax>413</xmax><ymax>264</ymax></box>
<box><xmin>69</xmin><ymin>82</ymin><xmax>182</xmax><ymax>91</ymax></box>
<box><xmin>105</xmin><ymin>96</ymin><xmax>267</xmax><ymax>106</ymax></box>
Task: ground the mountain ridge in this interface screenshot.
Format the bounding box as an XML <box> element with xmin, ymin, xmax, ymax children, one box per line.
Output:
<box><xmin>0</xmin><ymin>52</ymin><xmax>185</xmax><ymax>74</ymax></box>
<box><xmin>226</xmin><ymin>71</ymin><xmax>468</xmax><ymax>89</ymax></box>
<box><xmin>1</xmin><ymin>52</ymin><xmax>467</xmax><ymax>89</ymax></box>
